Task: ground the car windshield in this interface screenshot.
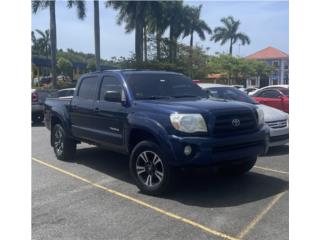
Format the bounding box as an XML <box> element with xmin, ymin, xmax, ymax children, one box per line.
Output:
<box><xmin>207</xmin><ymin>87</ymin><xmax>258</xmax><ymax>104</ymax></box>
<box><xmin>125</xmin><ymin>73</ymin><xmax>208</xmax><ymax>100</ymax></box>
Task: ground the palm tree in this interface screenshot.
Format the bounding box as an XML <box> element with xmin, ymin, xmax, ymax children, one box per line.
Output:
<box><xmin>160</xmin><ymin>1</ymin><xmax>187</xmax><ymax>63</ymax></box>
<box><xmin>148</xmin><ymin>1</ymin><xmax>170</xmax><ymax>61</ymax></box>
<box><xmin>35</xmin><ymin>29</ymin><xmax>51</xmax><ymax>59</ymax></box>
<box><xmin>32</xmin><ymin>0</ymin><xmax>86</xmax><ymax>88</ymax></box>
<box><xmin>93</xmin><ymin>0</ymin><xmax>101</xmax><ymax>71</ymax></box>
<box><xmin>107</xmin><ymin>1</ymin><xmax>152</xmax><ymax>63</ymax></box>
<box><xmin>182</xmin><ymin>5</ymin><xmax>211</xmax><ymax>63</ymax></box>
<box><xmin>32</xmin><ymin>31</ymin><xmax>41</xmax><ymax>55</ymax></box>
<box><xmin>167</xmin><ymin>1</ymin><xmax>185</xmax><ymax>63</ymax></box>
<box><xmin>211</xmin><ymin>16</ymin><xmax>250</xmax><ymax>55</ymax></box>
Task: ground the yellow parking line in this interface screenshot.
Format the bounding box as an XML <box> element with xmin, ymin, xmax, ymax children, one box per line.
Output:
<box><xmin>254</xmin><ymin>166</ymin><xmax>289</xmax><ymax>175</ymax></box>
<box><xmin>32</xmin><ymin>157</ymin><xmax>239</xmax><ymax>240</ymax></box>
<box><xmin>237</xmin><ymin>191</ymin><xmax>286</xmax><ymax>239</ymax></box>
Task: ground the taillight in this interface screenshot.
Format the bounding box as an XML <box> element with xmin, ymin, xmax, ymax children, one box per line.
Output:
<box><xmin>32</xmin><ymin>92</ymin><xmax>38</xmax><ymax>102</ymax></box>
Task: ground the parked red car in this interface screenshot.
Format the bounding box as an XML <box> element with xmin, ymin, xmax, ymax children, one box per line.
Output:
<box><xmin>251</xmin><ymin>86</ymin><xmax>289</xmax><ymax>113</ymax></box>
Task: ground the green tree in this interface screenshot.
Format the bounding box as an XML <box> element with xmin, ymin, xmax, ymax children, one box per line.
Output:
<box><xmin>182</xmin><ymin>5</ymin><xmax>211</xmax><ymax>74</ymax></box>
<box><xmin>147</xmin><ymin>1</ymin><xmax>170</xmax><ymax>61</ymax></box>
<box><xmin>32</xmin><ymin>31</ymin><xmax>41</xmax><ymax>55</ymax></box>
<box><xmin>183</xmin><ymin>5</ymin><xmax>211</xmax><ymax>50</ymax></box>
<box><xmin>86</xmin><ymin>59</ymin><xmax>96</xmax><ymax>72</ymax></box>
<box><xmin>57</xmin><ymin>57</ymin><xmax>73</xmax><ymax>78</ymax></box>
<box><xmin>107</xmin><ymin>1</ymin><xmax>154</xmax><ymax>63</ymax></box>
<box><xmin>207</xmin><ymin>54</ymin><xmax>272</xmax><ymax>85</ymax></box>
<box><xmin>32</xmin><ymin>0</ymin><xmax>86</xmax><ymax>88</ymax></box>
<box><xmin>167</xmin><ymin>1</ymin><xmax>185</xmax><ymax>63</ymax></box>
<box><xmin>211</xmin><ymin>16</ymin><xmax>250</xmax><ymax>55</ymax></box>
<box><xmin>34</xmin><ymin>29</ymin><xmax>51</xmax><ymax>58</ymax></box>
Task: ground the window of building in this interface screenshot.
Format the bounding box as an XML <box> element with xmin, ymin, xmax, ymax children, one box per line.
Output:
<box><xmin>272</xmin><ymin>60</ymin><xmax>280</xmax><ymax>67</ymax></box>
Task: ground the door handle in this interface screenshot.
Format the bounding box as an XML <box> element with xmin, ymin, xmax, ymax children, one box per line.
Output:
<box><xmin>94</xmin><ymin>107</ymin><xmax>100</xmax><ymax>112</ymax></box>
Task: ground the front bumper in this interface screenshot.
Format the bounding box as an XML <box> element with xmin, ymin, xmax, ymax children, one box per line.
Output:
<box><xmin>269</xmin><ymin>126</ymin><xmax>289</xmax><ymax>147</ymax></box>
<box><xmin>167</xmin><ymin>126</ymin><xmax>268</xmax><ymax>166</ymax></box>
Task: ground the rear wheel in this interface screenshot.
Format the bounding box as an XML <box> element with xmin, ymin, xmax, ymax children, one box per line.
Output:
<box><xmin>52</xmin><ymin>124</ymin><xmax>76</xmax><ymax>161</ymax></box>
<box><xmin>130</xmin><ymin>141</ymin><xmax>174</xmax><ymax>195</ymax></box>
<box><xmin>219</xmin><ymin>156</ymin><xmax>257</xmax><ymax>175</ymax></box>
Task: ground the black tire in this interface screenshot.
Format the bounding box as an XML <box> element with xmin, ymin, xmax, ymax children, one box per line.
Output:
<box><xmin>32</xmin><ymin>113</ymin><xmax>44</xmax><ymax>123</ymax></box>
<box><xmin>130</xmin><ymin>141</ymin><xmax>174</xmax><ymax>195</ymax></box>
<box><xmin>52</xmin><ymin>124</ymin><xmax>76</xmax><ymax>161</ymax></box>
<box><xmin>219</xmin><ymin>156</ymin><xmax>257</xmax><ymax>175</ymax></box>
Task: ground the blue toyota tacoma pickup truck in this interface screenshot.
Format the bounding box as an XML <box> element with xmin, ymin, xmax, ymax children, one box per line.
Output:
<box><xmin>44</xmin><ymin>70</ymin><xmax>268</xmax><ymax>195</ymax></box>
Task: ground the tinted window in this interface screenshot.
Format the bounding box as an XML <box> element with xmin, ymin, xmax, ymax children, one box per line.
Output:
<box><xmin>280</xmin><ymin>88</ymin><xmax>289</xmax><ymax>96</ymax></box>
<box><xmin>125</xmin><ymin>73</ymin><xmax>207</xmax><ymax>99</ymax></box>
<box><xmin>207</xmin><ymin>87</ymin><xmax>257</xmax><ymax>104</ymax></box>
<box><xmin>99</xmin><ymin>76</ymin><xmax>123</xmax><ymax>100</ymax></box>
<box><xmin>259</xmin><ymin>90</ymin><xmax>281</xmax><ymax>98</ymax></box>
<box><xmin>58</xmin><ymin>90</ymin><xmax>74</xmax><ymax>97</ymax></box>
<box><xmin>78</xmin><ymin>76</ymin><xmax>99</xmax><ymax>100</ymax></box>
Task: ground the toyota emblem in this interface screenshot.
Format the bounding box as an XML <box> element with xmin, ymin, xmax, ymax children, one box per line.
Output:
<box><xmin>232</xmin><ymin>119</ymin><xmax>240</xmax><ymax>127</ymax></box>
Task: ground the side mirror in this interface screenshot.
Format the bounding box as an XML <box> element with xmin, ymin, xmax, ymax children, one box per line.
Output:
<box><xmin>104</xmin><ymin>90</ymin><xmax>122</xmax><ymax>102</ymax></box>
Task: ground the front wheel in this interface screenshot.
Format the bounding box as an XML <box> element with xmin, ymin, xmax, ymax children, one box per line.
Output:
<box><xmin>130</xmin><ymin>141</ymin><xmax>174</xmax><ymax>195</ymax></box>
<box><xmin>219</xmin><ymin>156</ymin><xmax>257</xmax><ymax>175</ymax></box>
<box><xmin>52</xmin><ymin>124</ymin><xmax>76</xmax><ymax>161</ymax></box>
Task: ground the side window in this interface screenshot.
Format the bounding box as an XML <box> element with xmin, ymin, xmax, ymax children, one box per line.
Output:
<box><xmin>78</xmin><ymin>76</ymin><xmax>99</xmax><ymax>100</ymax></box>
<box><xmin>99</xmin><ymin>76</ymin><xmax>123</xmax><ymax>100</ymax></box>
<box><xmin>222</xmin><ymin>89</ymin><xmax>239</xmax><ymax>100</ymax></box>
<box><xmin>58</xmin><ymin>91</ymin><xmax>66</xmax><ymax>97</ymax></box>
<box><xmin>259</xmin><ymin>90</ymin><xmax>280</xmax><ymax>98</ymax></box>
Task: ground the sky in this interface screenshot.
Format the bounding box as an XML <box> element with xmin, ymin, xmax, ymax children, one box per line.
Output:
<box><xmin>31</xmin><ymin>0</ymin><xmax>289</xmax><ymax>60</ymax></box>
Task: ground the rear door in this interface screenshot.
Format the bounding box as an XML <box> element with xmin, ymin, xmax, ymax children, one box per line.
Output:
<box><xmin>253</xmin><ymin>89</ymin><xmax>284</xmax><ymax>111</ymax></box>
<box><xmin>70</xmin><ymin>75</ymin><xmax>100</xmax><ymax>141</ymax></box>
<box><xmin>91</xmin><ymin>75</ymin><xmax>128</xmax><ymax>151</ymax></box>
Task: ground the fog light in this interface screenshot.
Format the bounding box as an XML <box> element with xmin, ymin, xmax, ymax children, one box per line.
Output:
<box><xmin>184</xmin><ymin>145</ymin><xmax>192</xmax><ymax>156</ymax></box>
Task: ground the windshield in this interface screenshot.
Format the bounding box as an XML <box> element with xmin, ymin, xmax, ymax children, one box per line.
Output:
<box><xmin>207</xmin><ymin>87</ymin><xmax>258</xmax><ymax>104</ymax></box>
<box><xmin>125</xmin><ymin>73</ymin><xmax>208</xmax><ymax>100</ymax></box>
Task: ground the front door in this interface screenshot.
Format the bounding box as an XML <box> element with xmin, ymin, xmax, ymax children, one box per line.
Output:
<box><xmin>92</xmin><ymin>75</ymin><xmax>128</xmax><ymax>151</ymax></box>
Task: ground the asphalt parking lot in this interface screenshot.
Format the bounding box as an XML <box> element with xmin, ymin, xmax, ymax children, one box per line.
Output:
<box><xmin>32</xmin><ymin>123</ymin><xmax>288</xmax><ymax>240</ymax></box>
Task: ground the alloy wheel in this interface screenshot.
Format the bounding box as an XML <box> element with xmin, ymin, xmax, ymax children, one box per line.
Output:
<box><xmin>136</xmin><ymin>151</ymin><xmax>164</xmax><ymax>187</ymax></box>
<box><xmin>54</xmin><ymin>127</ymin><xmax>64</xmax><ymax>155</ymax></box>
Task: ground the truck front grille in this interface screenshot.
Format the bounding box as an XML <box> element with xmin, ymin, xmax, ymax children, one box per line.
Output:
<box><xmin>213</xmin><ymin>110</ymin><xmax>257</xmax><ymax>136</ymax></box>
<box><xmin>266</xmin><ymin>120</ymin><xmax>287</xmax><ymax>129</ymax></box>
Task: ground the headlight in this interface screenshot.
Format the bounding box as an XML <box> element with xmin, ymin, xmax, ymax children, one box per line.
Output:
<box><xmin>256</xmin><ymin>108</ymin><xmax>264</xmax><ymax>126</ymax></box>
<box><xmin>170</xmin><ymin>113</ymin><xmax>207</xmax><ymax>133</ymax></box>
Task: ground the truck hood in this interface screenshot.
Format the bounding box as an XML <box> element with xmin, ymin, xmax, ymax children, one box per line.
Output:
<box><xmin>257</xmin><ymin>104</ymin><xmax>288</xmax><ymax>122</ymax></box>
<box><xmin>134</xmin><ymin>98</ymin><xmax>257</xmax><ymax>114</ymax></box>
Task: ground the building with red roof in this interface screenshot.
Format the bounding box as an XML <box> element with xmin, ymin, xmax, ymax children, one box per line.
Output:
<box><xmin>245</xmin><ymin>47</ymin><xmax>289</xmax><ymax>87</ymax></box>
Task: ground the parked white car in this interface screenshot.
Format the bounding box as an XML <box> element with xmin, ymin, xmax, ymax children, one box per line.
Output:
<box><xmin>198</xmin><ymin>83</ymin><xmax>289</xmax><ymax>149</ymax></box>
